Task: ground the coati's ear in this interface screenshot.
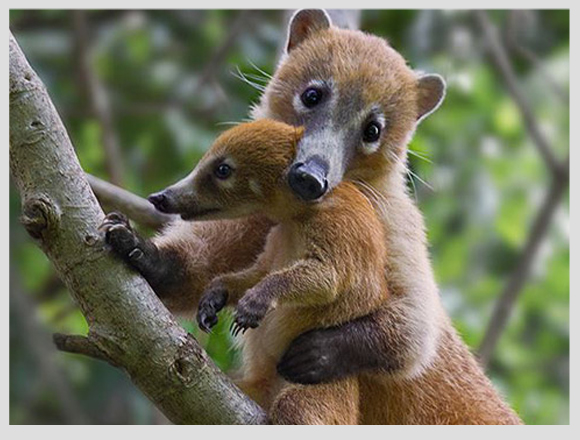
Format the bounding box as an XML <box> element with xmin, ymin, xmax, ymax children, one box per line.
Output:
<box><xmin>416</xmin><ymin>74</ymin><xmax>446</xmax><ymax>123</ymax></box>
<box><xmin>286</xmin><ymin>9</ymin><xmax>332</xmax><ymax>53</ymax></box>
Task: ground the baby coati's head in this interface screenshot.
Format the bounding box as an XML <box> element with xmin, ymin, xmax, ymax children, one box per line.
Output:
<box><xmin>253</xmin><ymin>10</ymin><xmax>446</xmax><ymax>201</ymax></box>
<box><xmin>148</xmin><ymin>120</ymin><xmax>303</xmax><ymax>221</ymax></box>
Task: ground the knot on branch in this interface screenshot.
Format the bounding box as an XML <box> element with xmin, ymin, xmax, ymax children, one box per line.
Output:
<box><xmin>24</xmin><ymin>119</ymin><xmax>49</xmax><ymax>145</ymax></box>
<box><xmin>169</xmin><ymin>333</ymin><xmax>209</xmax><ymax>388</ymax></box>
<box><xmin>21</xmin><ymin>197</ymin><xmax>60</xmax><ymax>240</ymax></box>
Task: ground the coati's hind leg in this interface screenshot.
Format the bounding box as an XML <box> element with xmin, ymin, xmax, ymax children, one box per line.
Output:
<box><xmin>271</xmin><ymin>378</ymin><xmax>359</xmax><ymax>425</ymax></box>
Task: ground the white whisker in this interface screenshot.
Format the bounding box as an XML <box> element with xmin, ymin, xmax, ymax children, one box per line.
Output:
<box><xmin>244</xmin><ymin>73</ymin><xmax>270</xmax><ymax>84</ymax></box>
<box><xmin>351</xmin><ymin>179</ymin><xmax>391</xmax><ymax>223</ymax></box>
<box><xmin>215</xmin><ymin>121</ymin><xmax>243</xmax><ymax>127</ymax></box>
<box><xmin>231</xmin><ymin>66</ymin><xmax>266</xmax><ymax>92</ymax></box>
<box><xmin>408</xmin><ymin>148</ymin><xmax>432</xmax><ymax>164</ymax></box>
<box><xmin>246</xmin><ymin>58</ymin><xmax>273</xmax><ymax>79</ymax></box>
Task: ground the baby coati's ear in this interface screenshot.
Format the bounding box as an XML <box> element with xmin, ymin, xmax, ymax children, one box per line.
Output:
<box><xmin>286</xmin><ymin>9</ymin><xmax>332</xmax><ymax>53</ymax></box>
<box><xmin>416</xmin><ymin>74</ymin><xmax>446</xmax><ymax>123</ymax></box>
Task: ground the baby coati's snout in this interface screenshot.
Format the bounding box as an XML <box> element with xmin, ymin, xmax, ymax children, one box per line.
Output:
<box><xmin>147</xmin><ymin>191</ymin><xmax>170</xmax><ymax>213</ymax></box>
<box><xmin>148</xmin><ymin>120</ymin><xmax>303</xmax><ymax>221</ymax></box>
<box><xmin>147</xmin><ymin>175</ymin><xmax>217</xmax><ymax>220</ymax></box>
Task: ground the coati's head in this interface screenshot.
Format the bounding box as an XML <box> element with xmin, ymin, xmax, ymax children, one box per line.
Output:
<box><xmin>253</xmin><ymin>9</ymin><xmax>445</xmax><ymax>201</ymax></box>
<box><xmin>148</xmin><ymin>120</ymin><xmax>303</xmax><ymax>221</ymax></box>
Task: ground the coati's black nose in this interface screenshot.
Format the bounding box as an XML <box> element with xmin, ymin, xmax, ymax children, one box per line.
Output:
<box><xmin>288</xmin><ymin>157</ymin><xmax>329</xmax><ymax>201</ymax></box>
<box><xmin>148</xmin><ymin>191</ymin><xmax>171</xmax><ymax>213</ymax></box>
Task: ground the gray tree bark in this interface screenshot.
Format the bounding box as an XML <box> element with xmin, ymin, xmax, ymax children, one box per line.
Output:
<box><xmin>9</xmin><ymin>31</ymin><xmax>267</xmax><ymax>425</ymax></box>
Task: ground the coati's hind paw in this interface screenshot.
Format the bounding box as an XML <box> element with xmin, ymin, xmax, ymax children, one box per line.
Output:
<box><xmin>197</xmin><ymin>283</ymin><xmax>229</xmax><ymax>332</ymax></box>
<box><xmin>99</xmin><ymin>212</ymin><xmax>142</xmax><ymax>261</ymax></box>
<box><xmin>231</xmin><ymin>290</ymin><xmax>270</xmax><ymax>336</ymax></box>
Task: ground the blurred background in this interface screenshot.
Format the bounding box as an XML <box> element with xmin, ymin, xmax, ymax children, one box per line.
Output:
<box><xmin>9</xmin><ymin>10</ymin><xmax>569</xmax><ymax>424</ymax></box>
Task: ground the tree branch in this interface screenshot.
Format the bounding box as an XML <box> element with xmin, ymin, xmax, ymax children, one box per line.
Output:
<box><xmin>192</xmin><ymin>10</ymin><xmax>254</xmax><ymax>98</ymax></box>
<box><xmin>477</xmin><ymin>170</ymin><xmax>568</xmax><ymax>368</ymax></box>
<box><xmin>474</xmin><ymin>10</ymin><xmax>564</xmax><ymax>177</ymax></box>
<box><xmin>87</xmin><ymin>173</ymin><xmax>176</xmax><ymax>230</ymax></box>
<box><xmin>505</xmin><ymin>11</ymin><xmax>569</xmax><ymax>104</ymax></box>
<box><xmin>53</xmin><ymin>333</ymin><xmax>119</xmax><ymax>366</ymax></box>
<box><xmin>72</xmin><ymin>10</ymin><xmax>125</xmax><ymax>186</ymax></box>
<box><xmin>474</xmin><ymin>11</ymin><xmax>569</xmax><ymax>368</ymax></box>
<box><xmin>9</xmin><ymin>30</ymin><xmax>267</xmax><ymax>425</ymax></box>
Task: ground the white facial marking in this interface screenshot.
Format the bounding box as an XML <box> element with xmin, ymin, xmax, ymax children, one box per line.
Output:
<box><xmin>292</xmin><ymin>79</ymin><xmax>333</xmax><ymax>114</ymax></box>
<box><xmin>249</xmin><ymin>179</ymin><xmax>263</xmax><ymax>197</ymax></box>
<box><xmin>215</xmin><ymin>157</ymin><xmax>237</xmax><ymax>189</ymax></box>
<box><xmin>359</xmin><ymin>109</ymin><xmax>386</xmax><ymax>156</ymax></box>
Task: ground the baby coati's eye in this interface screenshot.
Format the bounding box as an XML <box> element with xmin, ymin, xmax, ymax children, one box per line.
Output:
<box><xmin>214</xmin><ymin>163</ymin><xmax>232</xmax><ymax>180</ymax></box>
<box><xmin>363</xmin><ymin>121</ymin><xmax>382</xmax><ymax>143</ymax></box>
<box><xmin>300</xmin><ymin>87</ymin><xmax>324</xmax><ymax>108</ymax></box>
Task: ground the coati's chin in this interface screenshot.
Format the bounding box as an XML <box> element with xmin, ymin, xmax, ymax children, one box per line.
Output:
<box><xmin>180</xmin><ymin>207</ymin><xmax>221</xmax><ymax>221</ymax></box>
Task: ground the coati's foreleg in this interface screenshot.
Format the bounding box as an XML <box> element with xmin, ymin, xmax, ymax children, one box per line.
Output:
<box><xmin>271</xmin><ymin>378</ymin><xmax>359</xmax><ymax>425</ymax></box>
<box><xmin>233</xmin><ymin>259</ymin><xmax>339</xmax><ymax>332</ymax></box>
<box><xmin>101</xmin><ymin>212</ymin><xmax>274</xmax><ymax>314</ymax></box>
<box><xmin>99</xmin><ymin>212</ymin><xmax>188</xmax><ymax>299</ymax></box>
<box><xmin>277</xmin><ymin>302</ymin><xmax>415</xmax><ymax>384</ymax></box>
<box><xmin>197</xmin><ymin>263</ymin><xmax>269</xmax><ymax>332</ymax></box>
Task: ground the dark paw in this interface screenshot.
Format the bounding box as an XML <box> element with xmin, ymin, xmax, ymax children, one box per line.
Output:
<box><xmin>231</xmin><ymin>292</ymin><xmax>270</xmax><ymax>336</ymax></box>
<box><xmin>277</xmin><ymin>328</ymin><xmax>343</xmax><ymax>384</ymax></box>
<box><xmin>99</xmin><ymin>212</ymin><xmax>142</xmax><ymax>260</ymax></box>
<box><xmin>197</xmin><ymin>284</ymin><xmax>229</xmax><ymax>333</ymax></box>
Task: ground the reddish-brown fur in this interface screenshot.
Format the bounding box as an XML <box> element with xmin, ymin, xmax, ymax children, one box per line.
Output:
<box><xmin>187</xmin><ymin>120</ymin><xmax>389</xmax><ymax>423</ymax></box>
<box><xmin>145</xmin><ymin>12</ymin><xmax>521</xmax><ymax>424</ymax></box>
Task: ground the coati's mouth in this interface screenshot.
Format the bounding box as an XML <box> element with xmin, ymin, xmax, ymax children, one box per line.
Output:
<box><xmin>180</xmin><ymin>207</ymin><xmax>221</xmax><ymax>221</ymax></box>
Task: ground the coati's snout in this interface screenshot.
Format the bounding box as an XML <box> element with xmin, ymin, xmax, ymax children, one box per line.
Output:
<box><xmin>287</xmin><ymin>156</ymin><xmax>328</xmax><ymax>201</ymax></box>
<box><xmin>147</xmin><ymin>191</ymin><xmax>171</xmax><ymax>213</ymax></box>
<box><xmin>148</xmin><ymin>181</ymin><xmax>216</xmax><ymax>220</ymax></box>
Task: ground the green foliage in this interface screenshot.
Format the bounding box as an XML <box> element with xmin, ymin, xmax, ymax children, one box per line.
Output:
<box><xmin>9</xmin><ymin>10</ymin><xmax>568</xmax><ymax>424</ymax></box>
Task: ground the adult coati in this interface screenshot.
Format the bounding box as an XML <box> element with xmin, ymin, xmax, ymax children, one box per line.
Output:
<box><xmin>101</xmin><ymin>10</ymin><xmax>522</xmax><ymax>424</ymax></box>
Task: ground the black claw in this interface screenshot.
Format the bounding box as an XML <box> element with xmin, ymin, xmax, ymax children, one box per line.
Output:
<box><xmin>232</xmin><ymin>322</ymin><xmax>245</xmax><ymax>337</ymax></box>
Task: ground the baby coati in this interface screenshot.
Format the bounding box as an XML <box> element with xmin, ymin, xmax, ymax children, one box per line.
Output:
<box><xmin>177</xmin><ymin>118</ymin><xmax>389</xmax><ymax>423</ymax></box>
<box><xmin>102</xmin><ymin>9</ymin><xmax>522</xmax><ymax>424</ymax></box>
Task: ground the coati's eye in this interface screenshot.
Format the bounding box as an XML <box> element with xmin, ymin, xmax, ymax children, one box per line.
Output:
<box><xmin>300</xmin><ymin>87</ymin><xmax>324</xmax><ymax>108</ymax></box>
<box><xmin>363</xmin><ymin>121</ymin><xmax>382</xmax><ymax>143</ymax></box>
<box><xmin>214</xmin><ymin>163</ymin><xmax>232</xmax><ymax>180</ymax></box>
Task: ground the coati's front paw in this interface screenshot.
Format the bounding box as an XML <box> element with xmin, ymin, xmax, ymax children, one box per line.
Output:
<box><xmin>277</xmin><ymin>328</ymin><xmax>343</xmax><ymax>384</ymax></box>
<box><xmin>231</xmin><ymin>290</ymin><xmax>270</xmax><ymax>336</ymax></box>
<box><xmin>197</xmin><ymin>283</ymin><xmax>229</xmax><ymax>332</ymax></box>
<box><xmin>99</xmin><ymin>212</ymin><xmax>143</xmax><ymax>262</ymax></box>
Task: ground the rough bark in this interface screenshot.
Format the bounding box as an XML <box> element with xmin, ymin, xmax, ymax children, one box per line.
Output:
<box><xmin>9</xmin><ymin>31</ymin><xmax>267</xmax><ymax>425</ymax></box>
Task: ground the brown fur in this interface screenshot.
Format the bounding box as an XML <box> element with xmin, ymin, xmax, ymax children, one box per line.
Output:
<box><xmin>150</xmin><ymin>13</ymin><xmax>521</xmax><ymax>424</ymax></box>
<box><xmin>188</xmin><ymin>120</ymin><xmax>388</xmax><ymax>423</ymax></box>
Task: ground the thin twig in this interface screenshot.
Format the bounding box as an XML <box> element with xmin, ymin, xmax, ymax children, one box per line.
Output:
<box><xmin>505</xmin><ymin>11</ymin><xmax>569</xmax><ymax>104</ymax></box>
<box><xmin>478</xmin><ymin>171</ymin><xmax>568</xmax><ymax>367</ymax></box>
<box><xmin>73</xmin><ymin>10</ymin><xmax>125</xmax><ymax>186</ymax></box>
<box><xmin>191</xmin><ymin>10</ymin><xmax>254</xmax><ymax>98</ymax></box>
<box><xmin>87</xmin><ymin>173</ymin><xmax>176</xmax><ymax>230</ymax></box>
<box><xmin>53</xmin><ymin>333</ymin><xmax>119</xmax><ymax>367</ymax></box>
<box><xmin>474</xmin><ymin>10</ymin><xmax>563</xmax><ymax>177</ymax></box>
<box><xmin>474</xmin><ymin>11</ymin><xmax>569</xmax><ymax>367</ymax></box>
